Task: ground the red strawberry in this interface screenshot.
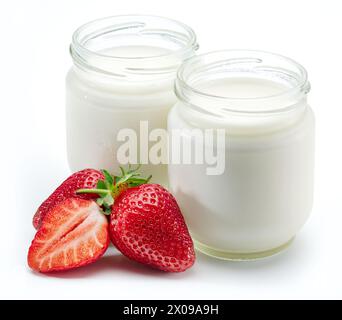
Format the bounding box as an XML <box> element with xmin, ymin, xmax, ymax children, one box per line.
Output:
<box><xmin>111</xmin><ymin>184</ymin><xmax>195</xmax><ymax>272</ymax></box>
<box><xmin>33</xmin><ymin>169</ymin><xmax>104</xmax><ymax>229</ymax></box>
<box><xmin>28</xmin><ymin>198</ymin><xmax>109</xmax><ymax>272</ymax></box>
<box><xmin>77</xmin><ymin>166</ymin><xmax>195</xmax><ymax>272</ymax></box>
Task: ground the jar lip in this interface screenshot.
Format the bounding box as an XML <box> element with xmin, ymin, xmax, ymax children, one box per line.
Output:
<box><xmin>176</xmin><ymin>50</ymin><xmax>310</xmax><ymax>114</ymax></box>
<box><xmin>71</xmin><ymin>14</ymin><xmax>198</xmax><ymax>62</ymax></box>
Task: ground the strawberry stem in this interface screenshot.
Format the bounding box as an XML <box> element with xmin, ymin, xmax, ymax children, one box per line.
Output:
<box><xmin>76</xmin><ymin>189</ymin><xmax>110</xmax><ymax>195</ymax></box>
<box><xmin>75</xmin><ymin>165</ymin><xmax>151</xmax><ymax>214</ymax></box>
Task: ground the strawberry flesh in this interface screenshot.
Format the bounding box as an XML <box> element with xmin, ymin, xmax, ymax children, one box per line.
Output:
<box><xmin>28</xmin><ymin>198</ymin><xmax>109</xmax><ymax>272</ymax></box>
<box><xmin>110</xmin><ymin>184</ymin><xmax>195</xmax><ymax>272</ymax></box>
<box><xmin>33</xmin><ymin>169</ymin><xmax>104</xmax><ymax>229</ymax></box>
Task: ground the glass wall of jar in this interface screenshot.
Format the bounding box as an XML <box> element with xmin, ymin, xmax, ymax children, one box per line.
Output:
<box><xmin>168</xmin><ymin>50</ymin><xmax>314</xmax><ymax>260</ymax></box>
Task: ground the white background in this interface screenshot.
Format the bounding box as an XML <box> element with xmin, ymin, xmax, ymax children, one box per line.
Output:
<box><xmin>1</xmin><ymin>0</ymin><xmax>341</xmax><ymax>299</ymax></box>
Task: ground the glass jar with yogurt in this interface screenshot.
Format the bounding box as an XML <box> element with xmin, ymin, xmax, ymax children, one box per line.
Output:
<box><xmin>168</xmin><ymin>50</ymin><xmax>315</xmax><ymax>260</ymax></box>
<box><xmin>66</xmin><ymin>15</ymin><xmax>198</xmax><ymax>185</ymax></box>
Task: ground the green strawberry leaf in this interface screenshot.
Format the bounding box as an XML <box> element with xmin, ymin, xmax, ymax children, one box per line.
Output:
<box><xmin>76</xmin><ymin>164</ymin><xmax>151</xmax><ymax>216</ymax></box>
<box><xmin>96</xmin><ymin>180</ymin><xmax>106</xmax><ymax>190</ymax></box>
<box><xmin>103</xmin><ymin>207</ymin><xmax>112</xmax><ymax>215</ymax></box>
<box><xmin>103</xmin><ymin>193</ymin><xmax>114</xmax><ymax>206</ymax></box>
<box><xmin>102</xmin><ymin>169</ymin><xmax>113</xmax><ymax>184</ymax></box>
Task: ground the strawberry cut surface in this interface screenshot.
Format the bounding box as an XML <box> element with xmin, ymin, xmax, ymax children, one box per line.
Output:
<box><xmin>110</xmin><ymin>184</ymin><xmax>195</xmax><ymax>272</ymax></box>
<box><xmin>33</xmin><ymin>169</ymin><xmax>104</xmax><ymax>229</ymax></box>
<box><xmin>28</xmin><ymin>198</ymin><xmax>109</xmax><ymax>272</ymax></box>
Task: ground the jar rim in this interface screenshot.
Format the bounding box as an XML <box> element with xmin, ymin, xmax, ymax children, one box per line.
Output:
<box><xmin>70</xmin><ymin>15</ymin><xmax>198</xmax><ymax>78</ymax></box>
<box><xmin>176</xmin><ymin>50</ymin><xmax>310</xmax><ymax>114</ymax></box>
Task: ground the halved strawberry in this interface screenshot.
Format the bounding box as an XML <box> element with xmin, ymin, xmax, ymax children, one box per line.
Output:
<box><xmin>28</xmin><ymin>198</ymin><xmax>109</xmax><ymax>272</ymax></box>
<box><xmin>33</xmin><ymin>169</ymin><xmax>104</xmax><ymax>229</ymax></box>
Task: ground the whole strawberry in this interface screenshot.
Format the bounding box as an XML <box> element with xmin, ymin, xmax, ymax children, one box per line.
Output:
<box><xmin>111</xmin><ymin>184</ymin><xmax>195</xmax><ymax>272</ymax></box>
<box><xmin>77</xmin><ymin>166</ymin><xmax>195</xmax><ymax>272</ymax></box>
<box><xmin>33</xmin><ymin>169</ymin><xmax>104</xmax><ymax>229</ymax></box>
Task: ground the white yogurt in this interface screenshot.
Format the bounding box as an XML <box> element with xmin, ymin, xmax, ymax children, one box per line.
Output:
<box><xmin>168</xmin><ymin>50</ymin><xmax>315</xmax><ymax>259</ymax></box>
<box><xmin>66</xmin><ymin>16</ymin><xmax>198</xmax><ymax>185</ymax></box>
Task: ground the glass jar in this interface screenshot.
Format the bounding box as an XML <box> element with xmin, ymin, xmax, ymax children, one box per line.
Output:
<box><xmin>66</xmin><ymin>15</ymin><xmax>198</xmax><ymax>185</ymax></box>
<box><xmin>168</xmin><ymin>50</ymin><xmax>315</xmax><ymax>260</ymax></box>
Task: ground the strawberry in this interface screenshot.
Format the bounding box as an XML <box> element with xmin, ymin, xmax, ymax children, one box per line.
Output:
<box><xmin>110</xmin><ymin>184</ymin><xmax>195</xmax><ymax>272</ymax></box>
<box><xmin>77</xmin><ymin>166</ymin><xmax>195</xmax><ymax>272</ymax></box>
<box><xmin>28</xmin><ymin>198</ymin><xmax>109</xmax><ymax>272</ymax></box>
<box><xmin>33</xmin><ymin>169</ymin><xmax>104</xmax><ymax>229</ymax></box>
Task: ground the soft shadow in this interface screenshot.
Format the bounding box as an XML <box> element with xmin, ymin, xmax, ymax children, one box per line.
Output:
<box><xmin>195</xmin><ymin>232</ymin><xmax>313</xmax><ymax>273</ymax></box>
<box><xmin>31</xmin><ymin>251</ymin><xmax>195</xmax><ymax>280</ymax></box>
